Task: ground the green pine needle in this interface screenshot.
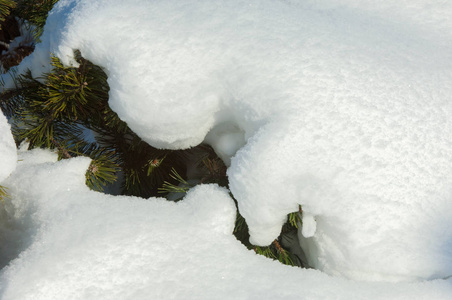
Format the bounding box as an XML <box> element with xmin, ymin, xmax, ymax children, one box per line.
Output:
<box><xmin>288</xmin><ymin>206</ymin><xmax>302</xmax><ymax>229</ymax></box>
<box><xmin>159</xmin><ymin>168</ymin><xmax>191</xmax><ymax>195</ymax></box>
<box><xmin>254</xmin><ymin>246</ymin><xmax>277</xmax><ymax>260</ymax></box>
<box><xmin>12</xmin><ymin>0</ymin><xmax>59</xmax><ymax>39</ymax></box>
<box><xmin>234</xmin><ymin>212</ymin><xmax>247</xmax><ymax>233</ymax></box>
<box><xmin>0</xmin><ymin>0</ymin><xmax>15</xmax><ymax>22</ymax></box>
<box><xmin>84</xmin><ymin>148</ymin><xmax>120</xmax><ymax>192</ymax></box>
<box><xmin>254</xmin><ymin>240</ymin><xmax>296</xmax><ymax>267</ymax></box>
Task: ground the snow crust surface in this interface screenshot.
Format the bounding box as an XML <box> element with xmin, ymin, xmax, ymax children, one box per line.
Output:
<box><xmin>2</xmin><ymin>0</ymin><xmax>452</xmax><ymax>283</ymax></box>
<box><xmin>0</xmin><ymin>151</ymin><xmax>451</xmax><ymax>299</ymax></box>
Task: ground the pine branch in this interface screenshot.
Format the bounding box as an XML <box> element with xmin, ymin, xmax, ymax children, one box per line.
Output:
<box><xmin>158</xmin><ymin>168</ymin><xmax>191</xmax><ymax>197</ymax></box>
<box><xmin>253</xmin><ymin>240</ymin><xmax>296</xmax><ymax>266</ymax></box>
<box><xmin>273</xmin><ymin>239</ymin><xmax>295</xmax><ymax>266</ymax></box>
<box><xmin>12</xmin><ymin>0</ymin><xmax>59</xmax><ymax>39</ymax></box>
<box><xmin>85</xmin><ymin>147</ymin><xmax>120</xmax><ymax>192</ymax></box>
<box><xmin>49</xmin><ymin>136</ymin><xmax>71</xmax><ymax>158</ymax></box>
<box><xmin>0</xmin><ymin>0</ymin><xmax>15</xmax><ymax>22</ymax></box>
<box><xmin>254</xmin><ymin>246</ymin><xmax>277</xmax><ymax>260</ymax></box>
<box><xmin>288</xmin><ymin>205</ymin><xmax>303</xmax><ymax>229</ymax></box>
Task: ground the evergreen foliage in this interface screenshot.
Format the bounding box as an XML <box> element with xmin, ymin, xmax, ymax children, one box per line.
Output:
<box><xmin>9</xmin><ymin>0</ymin><xmax>57</xmax><ymax>38</ymax></box>
<box><xmin>0</xmin><ymin>0</ymin><xmax>15</xmax><ymax>22</ymax></box>
<box><xmin>2</xmin><ymin>51</ymin><xmax>189</xmax><ymax>196</ymax></box>
<box><xmin>254</xmin><ymin>240</ymin><xmax>295</xmax><ymax>266</ymax></box>
<box><xmin>288</xmin><ymin>205</ymin><xmax>302</xmax><ymax>229</ymax></box>
<box><xmin>1</xmin><ymin>0</ymin><xmax>57</xmax><ymax>73</ymax></box>
<box><xmin>159</xmin><ymin>168</ymin><xmax>191</xmax><ymax>195</ymax></box>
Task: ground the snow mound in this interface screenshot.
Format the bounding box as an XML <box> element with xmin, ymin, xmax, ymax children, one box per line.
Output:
<box><xmin>1</xmin><ymin>151</ymin><xmax>452</xmax><ymax>299</ymax></box>
<box><xmin>2</xmin><ymin>0</ymin><xmax>452</xmax><ymax>281</ymax></box>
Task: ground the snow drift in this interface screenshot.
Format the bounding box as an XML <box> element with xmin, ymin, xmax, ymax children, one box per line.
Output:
<box><xmin>0</xmin><ymin>150</ymin><xmax>451</xmax><ymax>299</ymax></box>
<box><xmin>2</xmin><ymin>0</ymin><xmax>452</xmax><ymax>284</ymax></box>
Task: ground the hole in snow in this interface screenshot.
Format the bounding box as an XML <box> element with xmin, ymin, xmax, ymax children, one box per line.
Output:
<box><xmin>204</xmin><ymin>121</ymin><xmax>246</xmax><ymax>167</ymax></box>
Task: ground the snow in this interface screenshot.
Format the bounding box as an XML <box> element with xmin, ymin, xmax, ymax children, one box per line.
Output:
<box><xmin>0</xmin><ymin>0</ymin><xmax>451</xmax><ymax>293</ymax></box>
<box><xmin>0</xmin><ymin>150</ymin><xmax>451</xmax><ymax>299</ymax></box>
<box><xmin>0</xmin><ymin>111</ymin><xmax>16</xmax><ymax>182</ymax></box>
<box><xmin>301</xmin><ymin>213</ymin><xmax>316</xmax><ymax>239</ymax></box>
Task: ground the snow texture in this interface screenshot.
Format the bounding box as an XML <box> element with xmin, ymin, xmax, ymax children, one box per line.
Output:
<box><xmin>0</xmin><ymin>112</ymin><xmax>16</xmax><ymax>182</ymax></box>
<box><xmin>0</xmin><ymin>151</ymin><xmax>451</xmax><ymax>299</ymax></box>
<box><xmin>2</xmin><ymin>0</ymin><xmax>452</xmax><ymax>283</ymax></box>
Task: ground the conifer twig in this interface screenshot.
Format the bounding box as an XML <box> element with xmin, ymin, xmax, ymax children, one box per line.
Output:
<box><xmin>49</xmin><ymin>136</ymin><xmax>72</xmax><ymax>159</ymax></box>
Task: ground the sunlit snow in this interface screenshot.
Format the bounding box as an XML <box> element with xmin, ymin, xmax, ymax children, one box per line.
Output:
<box><xmin>0</xmin><ymin>150</ymin><xmax>451</xmax><ymax>299</ymax></box>
<box><xmin>1</xmin><ymin>0</ymin><xmax>452</xmax><ymax>297</ymax></box>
